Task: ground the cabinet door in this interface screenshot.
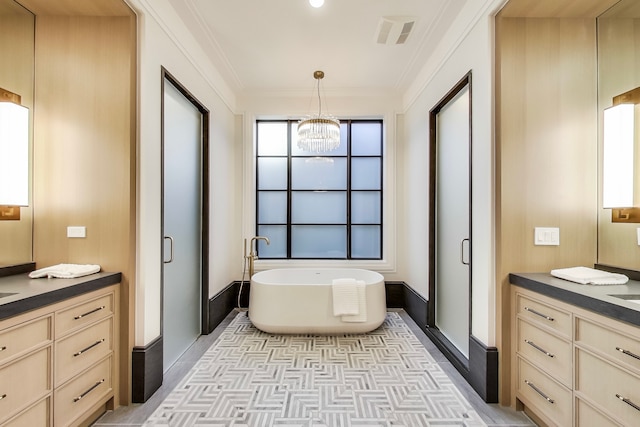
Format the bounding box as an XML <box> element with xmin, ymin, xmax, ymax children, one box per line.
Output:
<box><xmin>54</xmin><ymin>356</ymin><xmax>112</xmax><ymax>427</ymax></box>
<box><xmin>3</xmin><ymin>397</ymin><xmax>51</xmax><ymax>427</ymax></box>
<box><xmin>0</xmin><ymin>347</ymin><xmax>52</xmax><ymax>424</ymax></box>
<box><xmin>575</xmin><ymin>348</ymin><xmax>640</xmax><ymax>426</ymax></box>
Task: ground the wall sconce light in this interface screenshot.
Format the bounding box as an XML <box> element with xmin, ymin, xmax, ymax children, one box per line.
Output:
<box><xmin>0</xmin><ymin>87</ymin><xmax>29</xmax><ymax>220</ymax></box>
<box><xmin>603</xmin><ymin>86</ymin><xmax>640</xmax><ymax>223</ymax></box>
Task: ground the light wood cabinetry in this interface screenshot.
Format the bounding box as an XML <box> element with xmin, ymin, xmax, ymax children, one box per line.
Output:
<box><xmin>0</xmin><ymin>285</ymin><xmax>118</xmax><ymax>426</ymax></box>
<box><xmin>512</xmin><ymin>286</ymin><xmax>640</xmax><ymax>426</ymax></box>
<box><xmin>513</xmin><ymin>290</ymin><xmax>573</xmax><ymax>426</ymax></box>
<box><xmin>575</xmin><ymin>313</ymin><xmax>640</xmax><ymax>426</ymax></box>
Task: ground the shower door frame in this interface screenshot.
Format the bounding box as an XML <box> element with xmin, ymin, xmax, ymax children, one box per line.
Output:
<box><xmin>160</xmin><ymin>67</ymin><xmax>211</xmax><ymax>371</ymax></box>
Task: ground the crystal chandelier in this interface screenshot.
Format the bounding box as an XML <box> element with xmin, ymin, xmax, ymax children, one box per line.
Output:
<box><xmin>297</xmin><ymin>70</ymin><xmax>340</xmax><ymax>153</ymax></box>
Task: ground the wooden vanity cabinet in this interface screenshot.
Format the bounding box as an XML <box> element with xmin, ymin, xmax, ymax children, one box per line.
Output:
<box><xmin>0</xmin><ymin>284</ymin><xmax>118</xmax><ymax>427</ymax></box>
<box><xmin>513</xmin><ymin>290</ymin><xmax>573</xmax><ymax>426</ymax></box>
<box><xmin>512</xmin><ymin>286</ymin><xmax>640</xmax><ymax>426</ymax></box>
<box><xmin>574</xmin><ymin>312</ymin><xmax>640</xmax><ymax>426</ymax></box>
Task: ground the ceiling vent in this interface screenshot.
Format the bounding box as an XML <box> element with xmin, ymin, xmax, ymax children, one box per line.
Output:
<box><xmin>375</xmin><ymin>16</ymin><xmax>416</xmax><ymax>45</ymax></box>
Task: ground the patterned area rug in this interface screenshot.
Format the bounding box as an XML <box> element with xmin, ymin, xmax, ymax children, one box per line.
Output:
<box><xmin>144</xmin><ymin>312</ymin><xmax>487</xmax><ymax>426</ymax></box>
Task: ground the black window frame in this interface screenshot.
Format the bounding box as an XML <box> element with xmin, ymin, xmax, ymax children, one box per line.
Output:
<box><xmin>256</xmin><ymin>119</ymin><xmax>383</xmax><ymax>260</ymax></box>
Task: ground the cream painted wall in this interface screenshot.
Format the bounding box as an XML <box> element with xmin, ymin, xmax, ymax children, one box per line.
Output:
<box><xmin>127</xmin><ymin>0</ymin><xmax>240</xmax><ymax>346</ymax></box>
<box><xmin>401</xmin><ymin>0</ymin><xmax>506</xmax><ymax>346</ymax></box>
<box><xmin>238</xmin><ymin>92</ymin><xmax>402</xmax><ymax>277</ymax></box>
<box><xmin>127</xmin><ymin>0</ymin><xmax>505</xmax><ymax>348</ymax></box>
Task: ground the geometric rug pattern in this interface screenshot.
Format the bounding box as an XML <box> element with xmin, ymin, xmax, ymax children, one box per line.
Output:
<box><xmin>143</xmin><ymin>312</ymin><xmax>487</xmax><ymax>426</ymax></box>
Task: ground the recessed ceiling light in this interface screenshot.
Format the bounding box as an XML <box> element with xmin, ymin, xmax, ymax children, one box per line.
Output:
<box><xmin>309</xmin><ymin>0</ymin><xmax>324</xmax><ymax>8</ymax></box>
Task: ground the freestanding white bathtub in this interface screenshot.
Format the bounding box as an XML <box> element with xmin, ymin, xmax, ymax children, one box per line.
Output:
<box><xmin>248</xmin><ymin>268</ymin><xmax>387</xmax><ymax>334</ymax></box>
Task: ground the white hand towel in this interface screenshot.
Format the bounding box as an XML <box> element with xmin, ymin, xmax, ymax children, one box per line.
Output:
<box><xmin>550</xmin><ymin>266</ymin><xmax>628</xmax><ymax>285</ymax></box>
<box><xmin>332</xmin><ymin>278</ymin><xmax>360</xmax><ymax>316</ymax></box>
<box><xmin>341</xmin><ymin>280</ymin><xmax>367</xmax><ymax>323</ymax></box>
<box><xmin>29</xmin><ymin>263</ymin><xmax>101</xmax><ymax>279</ymax></box>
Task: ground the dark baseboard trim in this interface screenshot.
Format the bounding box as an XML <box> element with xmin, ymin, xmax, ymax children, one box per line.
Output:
<box><xmin>385</xmin><ymin>281</ymin><xmax>405</xmax><ymax>308</ymax></box>
<box><xmin>206</xmin><ymin>281</ymin><xmax>240</xmax><ymax>333</ymax></box>
<box><xmin>468</xmin><ymin>335</ymin><xmax>498</xmax><ymax>403</ymax></box>
<box><xmin>131</xmin><ymin>336</ymin><xmax>163</xmax><ymax>403</ymax></box>
<box><xmin>402</xmin><ymin>283</ymin><xmax>428</xmax><ymax>329</ymax></box>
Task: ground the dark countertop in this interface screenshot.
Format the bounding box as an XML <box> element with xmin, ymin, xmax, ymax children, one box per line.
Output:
<box><xmin>510</xmin><ymin>272</ymin><xmax>640</xmax><ymax>328</ymax></box>
<box><xmin>0</xmin><ymin>272</ymin><xmax>121</xmax><ymax>321</ymax></box>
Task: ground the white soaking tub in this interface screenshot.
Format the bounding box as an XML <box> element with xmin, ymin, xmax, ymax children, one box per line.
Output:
<box><xmin>248</xmin><ymin>268</ymin><xmax>386</xmax><ymax>334</ymax></box>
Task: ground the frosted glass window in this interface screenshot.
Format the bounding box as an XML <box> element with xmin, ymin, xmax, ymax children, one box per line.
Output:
<box><xmin>292</xmin><ymin>191</ymin><xmax>346</xmax><ymax>224</ymax></box>
<box><xmin>351</xmin><ymin>226</ymin><xmax>381</xmax><ymax>258</ymax></box>
<box><xmin>256</xmin><ymin>119</ymin><xmax>382</xmax><ymax>260</ymax></box>
<box><xmin>257</xmin><ymin>157</ymin><xmax>287</xmax><ymax>189</ymax></box>
<box><xmin>352</xmin><ymin>158</ymin><xmax>381</xmax><ymax>190</ymax></box>
<box><xmin>292</xmin><ymin>157</ymin><xmax>347</xmax><ymax>190</ymax></box>
<box><xmin>257</xmin><ymin>122</ymin><xmax>288</xmax><ymax>156</ymax></box>
<box><xmin>292</xmin><ymin>225</ymin><xmax>346</xmax><ymax>258</ymax></box>
<box><xmin>291</xmin><ymin>123</ymin><xmax>348</xmax><ymax>156</ymax></box>
<box><xmin>352</xmin><ymin>122</ymin><xmax>382</xmax><ymax>156</ymax></box>
<box><xmin>257</xmin><ymin>225</ymin><xmax>287</xmax><ymax>258</ymax></box>
<box><xmin>258</xmin><ymin>191</ymin><xmax>287</xmax><ymax>223</ymax></box>
<box><xmin>351</xmin><ymin>191</ymin><xmax>381</xmax><ymax>223</ymax></box>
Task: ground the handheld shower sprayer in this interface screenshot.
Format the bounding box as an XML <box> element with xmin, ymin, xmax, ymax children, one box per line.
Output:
<box><xmin>239</xmin><ymin>236</ymin><xmax>271</xmax><ymax>311</ymax></box>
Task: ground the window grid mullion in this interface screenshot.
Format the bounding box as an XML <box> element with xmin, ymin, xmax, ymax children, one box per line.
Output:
<box><xmin>287</xmin><ymin>120</ymin><xmax>293</xmax><ymax>259</ymax></box>
<box><xmin>256</xmin><ymin>119</ymin><xmax>382</xmax><ymax>260</ymax></box>
<box><xmin>346</xmin><ymin>120</ymin><xmax>352</xmax><ymax>260</ymax></box>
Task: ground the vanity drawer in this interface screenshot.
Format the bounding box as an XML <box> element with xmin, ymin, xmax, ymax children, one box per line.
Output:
<box><xmin>55</xmin><ymin>317</ymin><xmax>113</xmax><ymax>387</ymax></box>
<box><xmin>575</xmin><ymin>397</ymin><xmax>622</xmax><ymax>427</ymax></box>
<box><xmin>576</xmin><ymin>316</ymin><xmax>640</xmax><ymax>375</ymax></box>
<box><xmin>0</xmin><ymin>315</ymin><xmax>52</xmax><ymax>365</ymax></box>
<box><xmin>54</xmin><ymin>356</ymin><xmax>112</xmax><ymax>427</ymax></box>
<box><xmin>3</xmin><ymin>396</ymin><xmax>51</xmax><ymax>427</ymax></box>
<box><xmin>0</xmin><ymin>346</ymin><xmax>52</xmax><ymax>425</ymax></box>
<box><xmin>516</xmin><ymin>292</ymin><xmax>572</xmax><ymax>339</ymax></box>
<box><xmin>517</xmin><ymin>356</ymin><xmax>572</xmax><ymax>427</ymax></box>
<box><xmin>575</xmin><ymin>347</ymin><xmax>640</xmax><ymax>426</ymax></box>
<box><xmin>517</xmin><ymin>318</ymin><xmax>572</xmax><ymax>386</ymax></box>
<box><xmin>55</xmin><ymin>292</ymin><xmax>114</xmax><ymax>338</ymax></box>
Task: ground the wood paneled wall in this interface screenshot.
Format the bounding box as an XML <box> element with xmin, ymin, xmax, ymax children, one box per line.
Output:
<box><xmin>32</xmin><ymin>13</ymin><xmax>136</xmax><ymax>405</ymax></box>
<box><xmin>495</xmin><ymin>17</ymin><xmax>598</xmax><ymax>405</ymax></box>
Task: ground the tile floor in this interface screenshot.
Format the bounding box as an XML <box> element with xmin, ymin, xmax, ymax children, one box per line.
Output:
<box><xmin>94</xmin><ymin>310</ymin><xmax>535</xmax><ymax>427</ymax></box>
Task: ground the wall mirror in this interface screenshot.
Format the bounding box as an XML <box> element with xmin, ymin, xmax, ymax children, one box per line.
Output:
<box><xmin>597</xmin><ymin>0</ymin><xmax>640</xmax><ymax>271</ymax></box>
<box><xmin>0</xmin><ymin>0</ymin><xmax>34</xmax><ymax>266</ymax></box>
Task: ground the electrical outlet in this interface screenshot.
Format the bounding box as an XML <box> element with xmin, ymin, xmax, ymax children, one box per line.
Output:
<box><xmin>534</xmin><ymin>227</ymin><xmax>560</xmax><ymax>246</ymax></box>
<box><xmin>67</xmin><ymin>226</ymin><xmax>86</xmax><ymax>238</ymax></box>
<box><xmin>637</xmin><ymin>228</ymin><xmax>640</xmax><ymax>246</ymax></box>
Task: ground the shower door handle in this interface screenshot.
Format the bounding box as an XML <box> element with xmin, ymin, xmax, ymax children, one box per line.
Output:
<box><xmin>164</xmin><ymin>236</ymin><xmax>174</xmax><ymax>264</ymax></box>
<box><xmin>460</xmin><ymin>238</ymin><xmax>470</xmax><ymax>265</ymax></box>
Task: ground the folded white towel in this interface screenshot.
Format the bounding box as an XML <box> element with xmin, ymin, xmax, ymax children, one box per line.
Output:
<box><xmin>29</xmin><ymin>263</ymin><xmax>101</xmax><ymax>279</ymax></box>
<box><xmin>550</xmin><ymin>266</ymin><xmax>628</xmax><ymax>285</ymax></box>
<box><xmin>332</xmin><ymin>278</ymin><xmax>360</xmax><ymax>316</ymax></box>
<box><xmin>341</xmin><ymin>280</ymin><xmax>367</xmax><ymax>323</ymax></box>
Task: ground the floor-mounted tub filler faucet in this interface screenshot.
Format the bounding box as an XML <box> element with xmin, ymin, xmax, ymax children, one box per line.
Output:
<box><xmin>245</xmin><ymin>236</ymin><xmax>270</xmax><ymax>278</ymax></box>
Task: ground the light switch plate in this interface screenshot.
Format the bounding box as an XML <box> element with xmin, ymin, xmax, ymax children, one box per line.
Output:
<box><xmin>67</xmin><ymin>226</ymin><xmax>86</xmax><ymax>238</ymax></box>
<box><xmin>534</xmin><ymin>227</ymin><xmax>560</xmax><ymax>246</ymax></box>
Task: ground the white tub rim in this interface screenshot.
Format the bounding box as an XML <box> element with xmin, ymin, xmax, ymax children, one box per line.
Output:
<box><xmin>251</xmin><ymin>267</ymin><xmax>384</xmax><ymax>286</ymax></box>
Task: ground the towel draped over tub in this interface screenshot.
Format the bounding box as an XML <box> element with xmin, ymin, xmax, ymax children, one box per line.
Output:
<box><xmin>332</xmin><ymin>278</ymin><xmax>367</xmax><ymax>322</ymax></box>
